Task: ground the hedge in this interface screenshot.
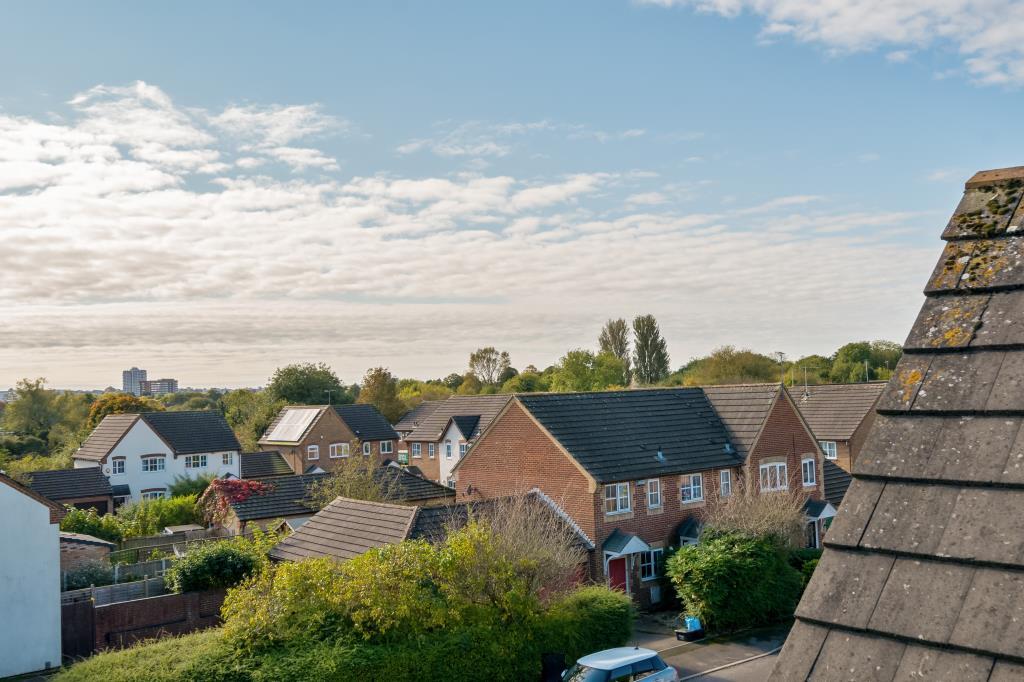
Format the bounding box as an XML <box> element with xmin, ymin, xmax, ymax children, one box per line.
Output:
<box><xmin>165</xmin><ymin>542</ymin><xmax>261</xmax><ymax>593</ymax></box>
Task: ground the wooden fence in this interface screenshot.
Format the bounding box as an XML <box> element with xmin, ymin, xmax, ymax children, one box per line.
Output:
<box><xmin>62</xmin><ymin>576</ymin><xmax>168</xmax><ymax>607</ymax></box>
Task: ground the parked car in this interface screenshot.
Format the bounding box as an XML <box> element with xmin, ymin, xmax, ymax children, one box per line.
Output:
<box><xmin>562</xmin><ymin>647</ymin><xmax>679</xmax><ymax>682</ymax></box>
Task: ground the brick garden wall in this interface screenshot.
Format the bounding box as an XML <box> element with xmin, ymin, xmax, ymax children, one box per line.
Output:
<box><xmin>91</xmin><ymin>589</ymin><xmax>226</xmax><ymax>651</ymax></box>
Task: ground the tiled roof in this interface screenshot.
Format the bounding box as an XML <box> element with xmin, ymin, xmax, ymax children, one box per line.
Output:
<box><xmin>701</xmin><ymin>383</ymin><xmax>782</xmax><ymax>458</ymax></box>
<box><xmin>239</xmin><ymin>451</ymin><xmax>293</xmax><ymax>478</ymax></box>
<box><xmin>517</xmin><ymin>389</ymin><xmax>742</xmax><ymax>483</ymax></box>
<box><xmin>27</xmin><ymin>467</ymin><xmax>112</xmax><ymax>501</ymax></box>
<box><xmin>786</xmin><ymin>382</ymin><xmax>886</xmax><ymax>441</ymax></box>
<box><xmin>0</xmin><ymin>472</ymin><xmax>64</xmax><ymax>523</ymax></box>
<box><xmin>822</xmin><ymin>459</ymin><xmax>851</xmax><ymax>507</ymax></box>
<box><xmin>450</xmin><ymin>415</ymin><xmax>480</xmax><ymax>440</ymax></box>
<box><xmin>140</xmin><ymin>411</ymin><xmax>240</xmax><ymax>455</ymax></box>
<box><xmin>394</xmin><ymin>400</ymin><xmax>445</xmax><ymax>432</ymax></box>
<box><xmin>333</xmin><ymin>404</ymin><xmax>399</xmax><ymax>442</ymax></box>
<box><xmin>111</xmin><ymin>484</ymin><xmax>131</xmax><ymax>497</ymax></box>
<box><xmin>379</xmin><ymin>466</ymin><xmax>455</xmax><ymax>502</ymax></box>
<box><xmin>771</xmin><ymin>167</ymin><xmax>1024</xmax><ymax>680</ymax></box>
<box><xmin>258</xmin><ymin>406</ymin><xmax>326</xmax><ymax>445</ymax></box>
<box><xmin>403</xmin><ymin>395</ymin><xmax>512</xmax><ymax>443</ymax></box>
<box><xmin>59</xmin><ymin>532</ymin><xmax>116</xmax><ymax>548</ymax></box>
<box><xmin>74</xmin><ymin>413</ymin><xmax>139</xmax><ymax>462</ymax></box>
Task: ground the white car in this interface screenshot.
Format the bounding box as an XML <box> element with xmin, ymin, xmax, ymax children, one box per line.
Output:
<box><xmin>562</xmin><ymin>646</ymin><xmax>679</xmax><ymax>682</ymax></box>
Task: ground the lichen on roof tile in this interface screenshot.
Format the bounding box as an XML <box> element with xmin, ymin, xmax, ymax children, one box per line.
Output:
<box><xmin>926</xmin><ymin>241</ymin><xmax>975</xmax><ymax>293</ymax></box>
<box><xmin>942</xmin><ymin>180</ymin><xmax>1023</xmax><ymax>240</ymax></box>
<box><xmin>905</xmin><ymin>295</ymin><xmax>988</xmax><ymax>350</ymax></box>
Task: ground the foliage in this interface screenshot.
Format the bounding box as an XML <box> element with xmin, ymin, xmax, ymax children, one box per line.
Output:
<box><xmin>199</xmin><ymin>479</ymin><xmax>274</xmax><ymax>527</ymax></box>
<box><xmin>632</xmin><ymin>314</ymin><xmax>670</xmax><ymax>384</ymax></box>
<box><xmin>468</xmin><ymin>347</ymin><xmax>511</xmax><ymax>385</ymax></box>
<box><xmin>305</xmin><ymin>454</ymin><xmax>397</xmax><ymax>510</ymax></box>
<box><xmin>829</xmin><ymin>340</ymin><xmax>902</xmax><ymax>383</ymax></box>
<box><xmin>1</xmin><ymin>378</ymin><xmax>62</xmax><ymax>439</ymax></box>
<box><xmin>549</xmin><ymin>350</ymin><xmax>627</xmax><ymax>393</ymax></box>
<box><xmin>500</xmin><ymin>370</ymin><xmax>549</xmax><ymax>393</ymax></box>
<box><xmin>703</xmin><ymin>485</ymin><xmax>809</xmax><ymax>548</ymax></box>
<box><xmin>165</xmin><ymin>542</ymin><xmax>262</xmax><ymax>593</ymax></box>
<box><xmin>542</xmin><ymin>586</ymin><xmax>634</xmax><ymax>663</ymax></box>
<box><xmin>456</xmin><ymin>372</ymin><xmax>483</xmax><ymax>395</ymax></box>
<box><xmin>221</xmin><ymin>389</ymin><xmax>285</xmax><ymax>451</ymax></box>
<box><xmin>788</xmin><ymin>547</ymin><xmax>823</xmax><ymax>586</ymax></box>
<box><xmin>116</xmin><ymin>494</ymin><xmax>202</xmax><ymax>537</ymax></box>
<box><xmin>0</xmin><ymin>434</ymin><xmax>48</xmax><ymax>457</ymax></box>
<box><xmin>785</xmin><ymin>354</ymin><xmax>833</xmax><ymax>386</ymax></box>
<box><xmin>267</xmin><ymin>362</ymin><xmax>351</xmax><ymax>406</ymax></box>
<box><xmin>357</xmin><ymin>367</ymin><xmax>406</xmax><ymax>422</ymax></box>
<box><xmin>666</xmin><ymin>532</ymin><xmax>803</xmax><ymax>633</ymax></box>
<box><xmin>441</xmin><ymin>372</ymin><xmax>465</xmax><ymax>391</ymax></box>
<box><xmin>0</xmin><ymin>450</ymin><xmax>71</xmax><ymax>479</ymax></box>
<box><xmin>169</xmin><ymin>473</ymin><xmax>217</xmax><ymax>498</ymax></box>
<box><xmin>63</xmin><ymin>559</ymin><xmax>115</xmax><ymax>590</ymax></box>
<box><xmin>396</xmin><ymin>380</ymin><xmax>453</xmax><ymax>413</ymax></box>
<box><xmin>86</xmin><ymin>392</ymin><xmax>163</xmax><ymax>430</ymax></box>
<box><xmin>598</xmin><ymin>318</ymin><xmax>632</xmax><ymax>385</ymax></box>
<box><xmin>60</xmin><ymin>505</ymin><xmax>124</xmax><ymax>542</ymax></box>
<box><xmin>675</xmin><ymin>346</ymin><xmax>782</xmax><ymax>386</ymax></box>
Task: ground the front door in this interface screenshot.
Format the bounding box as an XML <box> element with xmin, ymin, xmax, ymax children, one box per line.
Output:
<box><xmin>608</xmin><ymin>557</ymin><xmax>627</xmax><ymax>592</ymax></box>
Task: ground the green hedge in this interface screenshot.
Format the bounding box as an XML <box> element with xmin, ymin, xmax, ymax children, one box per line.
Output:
<box><xmin>165</xmin><ymin>543</ymin><xmax>261</xmax><ymax>593</ymax></box>
<box><xmin>666</xmin><ymin>532</ymin><xmax>803</xmax><ymax>633</ymax></box>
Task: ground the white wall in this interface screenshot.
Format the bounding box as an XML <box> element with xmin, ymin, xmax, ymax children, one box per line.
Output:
<box><xmin>78</xmin><ymin>420</ymin><xmax>240</xmax><ymax>503</ymax></box>
<box><xmin>0</xmin><ymin>483</ymin><xmax>60</xmax><ymax>677</ymax></box>
<box><xmin>437</xmin><ymin>422</ymin><xmax>467</xmax><ymax>486</ymax></box>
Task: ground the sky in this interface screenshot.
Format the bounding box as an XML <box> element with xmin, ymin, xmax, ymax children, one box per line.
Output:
<box><xmin>3</xmin><ymin>1</ymin><xmax>1024</xmax><ymax>390</ymax></box>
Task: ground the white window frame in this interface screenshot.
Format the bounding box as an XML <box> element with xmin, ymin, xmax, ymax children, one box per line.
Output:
<box><xmin>719</xmin><ymin>470</ymin><xmax>732</xmax><ymax>498</ymax></box>
<box><xmin>307</xmin><ymin>445</ymin><xmax>319</xmax><ymax>461</ymax></box>
<box><xmin>329</xmin><ymin>442</ymin><xmax>349</xmax><ymax>459</ymax></box>
<box><xmin>819</xmin><ymin>441</ymin><xmax>838</xmax><ymax>460</ymax></box>
<box><xmin>459</xmin><ymin>441</ymin><xmax>467</xmax><ymax>457</ymax></box>
<box><xmin>639</xmin><ymin>548</ymin><xmax>664</xmax><ymax>582</ymax></box>
<box><xmin>140</xmin><ymin>489</ymin><xmax>166</xmax><ymax>501</ymax></box>
<box><xmin>141</xmin><ymin>456</ymin><xmax>165</xmax><ymax>473</ymax></box>
<box><xmin>222</xmin><ymin>452</ymin><xmax>234</xmax><ymax>465</ymax></box>
<box><xmin>680</xmin><ymin>473</ymin><xmax>704</xmax><ymax>503</ymax></box>
<box><xmin>445</xmin><ymin>441</ymin><xmax>453</xmax><ymax>459</ymax></box>
<box><xmin>185</xmin><ymin>454</ymin><xmax>207</xmax><ymax>469</ymax></box>
<box><xmin>604</xmin><ymin>483</ymin><xmax>631</xmax><ymax>515</ymax></box>
<box><xmin>802</xmin><ymin>457</ymin><xmax>817</xmax><ymax>487</ymax></box>
<box><xmin>111</xmin><ymin>457</ymin><xmax>126</xmax><ymax>475</ymax></box>
<box><xmin>760</xmin><ymin>462</ymin><xmax>789</xmax><ymax>492</ymax></box>
<box><xmin>363</xmin><ymin>441</ymin><xmax>371</xmax><ymax>457</ymax></box>
<box><xmin>647</xmin><ymin>479</ymin><xmax>662</xmax><ymax>509</ymax></box>
<box><xmin>411</xmin><ymin>443</ymin><xmax>422</xmax><ymax>459</ymax></box>
<box><xmin>428</xmin><ymin>442</ymin><xmax>435</xmax><ymax>459</ymax></box>
<box><xmin>381</xmin><ymin>440</ymin><xmax>393</xmax><ymax>455</ymax></box>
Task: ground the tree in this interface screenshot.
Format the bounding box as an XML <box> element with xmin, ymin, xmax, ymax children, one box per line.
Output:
<box><xmin>457</xmin><ymin>372</ymin><xmax>483</xmax><ymax>395</ymax></box>
<box><xmin>356</xmin><ymin>367</ymin><xmax>406</xmax><ymax>422</ymax></box>
<box><xmin>1</xmin><ymin>378</ymin><xmax>62</xmax><ymax>440</ymax></box>
<box><xmin>221</xmin><ymin>389</ymin><xmax>285</xmax><ymax>451</ymax></box>
<box><xmin>501</xmin><ymin>371</ymin><xmax>549</xmax><ymax>394</ymax></box>
<box><xmin>441</xmin><ymin>373</ymin><xmax>465</xmax><ymax>391</ymax></box>
<box><xmin>304</xmin><ymin>453</ymin><xmax>392</xmax><ymax>510</ymax></box>
<box><xmin>267</xmin><ymin>362</ymin><xmax>350</xmax><ymax>405</ymax></box>
<box><xmin>786</xmin><ymin>354</ymin><xmax>833</xmax><ymax>387</ymax></box>
<box><xmin>549</xmin><ymin>350</ymin><xmax>627</xmax><ymax>393</ymax></box>
<box><xmin>676</xmin><ymin>346</ymin><xmax>781</xmax><ymax>386</ymax></box>
<box><xmin>85</xmin><ymin>392</ymin><xmax>162</xmax><ymax>430</ymax></box>
<box><xmin>468</xmin><ymin>347</ymin><xmax>511</xmax><ymax>386</ymax></box>
<box><xmin>397</xmin><ymin>381</ymin><xmax>454</xmax><ymax>412</ymax></box>
<box><xmin>632</xmin><ymin>315</ymin><xmax>670</xmax><ymax>384</ymax></box>
<box><xmin>598</xmin><ymin>318</ymin><xmax>632</xmax><ymax>384</ymax></box>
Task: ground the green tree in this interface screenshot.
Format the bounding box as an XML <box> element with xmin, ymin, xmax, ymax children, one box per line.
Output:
<box><xmin>267</xmin><ymin>362</ymin><xmax>350</xmax><ymax>405</ymax></box>
<box><xmin>396</xmin><ymin>381</ymin><xmax>453</xmax><ymax>411</ymax></box>
<box><xmin>441</xmin><ymin>373</ymin><xmax>465</xmax><ymax>391</ymax></box>
<box><xmin>549</xmin><ymin>350</ymin><xmax>627</xmax><ymax>393</ymax></box>
<box><xmin>632</xmin><ymin>315</ymin><xmax>670</xmax><ymax>384</ymax></box>
<box><xmin>86</xmin><ymin>392</ymin><xmax>163</xmax><ymax>430</ymax></box>
<box><xmin>304</xmin><ymin>451</ymin><xmax>390</xmax><ymax>510</ymax></box>
<box><xmin>468</xmin><ymin>347</ymin><xmax>511</xmax><ymax>386</ymax></box>
<box><xmin>1</xmin><ymin>378</ymin><xmax>62</xmax><ymax>440</ymax></box>
<box><xmin>357</xmin><ymin>367</ymin><xmax>406</xmax><ymax>422</ymax></box>
<box><xmin>598</xmin><ymin>318</ymin><xmax>632</xmax><ymax>384</ymax></box>
<box><xmin>220</xmin><ymin>389</ymin><xmax>284</xmax><ymax>451</ymax></box>
<box><xmin>456</xmin><ymin>372</ymin><xmax>483</xmax><ymax>395</ymax></box>
<box><xmin>501</xmin><ymin>371</ymin><xmax>549</xmax><ymax>393</ymax></box>
<box><xmin>786</xmin><ymin>354</ymin><xmax>833</xmax><ymax>386</ymax></box>
<box><xmin>677</xmin><ymin>346</ymin><xmax>781</xmax><ymax>386</ymax></box>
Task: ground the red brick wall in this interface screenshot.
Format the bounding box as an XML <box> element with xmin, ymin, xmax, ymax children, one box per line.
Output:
<box><xmin>60</xmin><ymin>540</ymin><xmax>112</xmax><ymax>572</ymax></box>
<box><xmin>91</xmin><ymin>589</ymin><xmax>226</xmax><ymax>651</ymax></box>
<box><xmin>745</xmin><ymin>394</ymin><xmax>823</xmax><ymax>500</ymax></box>
<box><xmin>406</xmin><ymin>441</ymin><xmax>441</xmax><ymax>481</ymax></box>
<box><xmin>271</xmin><ymin>411</ymin><xmax>395</xmax><ymax>473</ymax></box>
<box><xmin>455</xmin><ymin>402</ymin><xmax>597</xmax><ymax>542</ymax></box>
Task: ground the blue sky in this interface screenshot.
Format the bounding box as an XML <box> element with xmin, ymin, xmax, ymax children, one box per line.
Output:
<box><xmin>1</xmin><ymin>1</ymin><xmax>1022</xmax><ymax>388</ymax></box>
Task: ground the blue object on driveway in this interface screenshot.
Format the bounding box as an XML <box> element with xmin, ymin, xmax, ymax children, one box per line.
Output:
<box><xmin>675</xmin><ymin>615</ymin><xmax>705</xmax><ymax>641</ymax></box>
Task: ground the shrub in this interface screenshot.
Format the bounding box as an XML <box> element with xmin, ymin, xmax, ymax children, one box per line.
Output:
<box><xmin>63</xmin><ymin>559</ymin><xmax>115</xmax><ymax>590</ymax></box>
<box><xmin>60</xmin><ymin>506</ymin><xmax>123</xmax><ymax>542</ymax></box>
<box><xmin>116</xmin><ymin>494</ymin><xmax>201</xmax><ymax>537</ymax></box>
<box><xmin>542</xmin><ymin>586</ymin><xmax>634</xmax><ymax>663</ymax></box>
<box><xmin>702</xmin><ymin>485</ymin><xmax>809</xmax><ymax>548</ymax></box>
<box><xmin>169</xmin><ymin>473</ymin><xmax>217</xmax><ymax>498</ymax></box>
<box><xmin>166</xmin><ymin>542</ymin><xmax>261</xmax><ymax>593</ymax></box>
<box><xmin>666</xmin><ymin>532</ymin><xmax>803</xmax><ymax>633</ymax></box>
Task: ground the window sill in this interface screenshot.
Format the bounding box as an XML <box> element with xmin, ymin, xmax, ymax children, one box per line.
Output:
<box><xmin>646</xmin><ymin>505</ymin><xmax>664</xmax><ymax>516</ymax></box>
<box><xmin>604</xmin><ymin>510</ymin><xmax>634</xmax><ymax>520</ymax></box>
<box><xmin>680</xmin><ymin>499</ymin><xmax>705</xmax><ymax>508</ymax></box>
<box><xmin>802</xmin><ymin>483</ymin><xmax>816</xmax><ymax>488</ymax></box>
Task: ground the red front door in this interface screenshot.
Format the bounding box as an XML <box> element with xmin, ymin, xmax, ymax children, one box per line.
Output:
<box><xmin>608</xmin><ymin>557</ymin><xmax>627</xmax><ymax>592</ymax></box>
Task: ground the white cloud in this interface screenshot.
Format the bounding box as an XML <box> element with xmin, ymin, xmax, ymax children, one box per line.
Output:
<box><xmin>626</xmin><ymin>192</ymin><xmax>669</xmax><ymax>205</ymax></box>
<box><xmin>642</xmin><ymin>0</ymin><xmax>1024</xmax><ymax>85</ymax></box>
<box><xmin>927</xmin><ymin>168</ymin><xmax>956</xmax><ymax>181</ymax></box>
<box><xmin>886</xmin><ymin>50</ymin><xmax>912</xmax><ymax>63</ymax></box>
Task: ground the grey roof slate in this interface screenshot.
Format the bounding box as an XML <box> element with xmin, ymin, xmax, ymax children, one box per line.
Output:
<box><xmin>140</xmin><ymin>411</ymin><xmax>240</xmax><ymax>455</ymax></box>
<box><xmin>403</xmin><ymin>395</ymin><xmax>511</xmax><ymax>443</ymax></box>
<box><xmin>111</xmin><ymin>484</ymin><xmax>131</xmax><ymax>497</ymax></box>
<box><xmin>772</xmin><ymin>166</ymin><xmax>1024</xmax><ymax>680</ymax></box>
<box><xmin>450</xmin><ymin>415</ymin><xmax>480</xmax><ymax>440</ymax></box>
<box><xmin>27</xmin><ymin>467</ymin><xmax>112</xmax><ymax>501</ymax></box>
<box><xmin>701</xmin><ymin>383</ymin><xmax>781</xmax><ymax>458</ymax></box>
<box><xmin>333</xmin><ymin>404</ymin><xmax>399</xmax><ymax>442</ymax></box>
<box><xmin>394</xmin><ymin>400</ymin><xmax>445</xmax><ymax>432</ymax></box>
<box><xmin>786</xmin><ymin>382</ymin><xmax>886</xmax><ymax>441</ymax></box>
<box><xmin>822</xmin><ymin>460</ymin><xmax>851</xmax><ymax>507</ymax></box>
<box><xmin>74</xmin><ymin>413</ymin><xmax>139</xmax><ymax>462</ymax></box>
<box><xmin>60</xmin><ymin>531</ymin><xmax>116</xmax><ymax>548</ymax></box>
<box><xmin>239</xmin><ymin>451</ymin><xmax>293</xmax><ymax>478</ymax></box>
<box><xmin>517</xmin><ymin>389</ymin><xmax>742</xmax><ymax>483</ymax></box>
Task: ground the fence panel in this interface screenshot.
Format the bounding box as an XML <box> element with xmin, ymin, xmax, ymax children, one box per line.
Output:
<box><xmin>61</xmin><ymin>576</ymin><xmax>168</xmax><ymax>607</ymax></box>
<box><xmin>61</xmin><ymin>599</ymin><xmax>95</xmax><ymax>661</ymax></box>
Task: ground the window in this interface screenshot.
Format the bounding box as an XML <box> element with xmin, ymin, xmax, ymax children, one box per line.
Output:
<box><xmin>802</xmin><ymin>458</ymin><xmax>817</xmax><ymax>487</ymax></box>
<box><xmin>185</xmin><ymin>454</ymin><xmax>207</xmax><ymax>469</ymax></box>
<box><xmin>381</xmin><ymin>440</ymin><xmax>393</xmax><ymax>455</ymax></box>
<box><xmin>819</xmin><ymin>441</ymin><xmax>838</xmax><ymax>460</ymax></box>
<box><xmin>719</xmin><ymin>470</ymin><xmax>732</xmax><ymax>498</ymax></box>
<box><xmin>445</xmin><ymin>441</ymin><xmax>453</xmax><ymax>459</ymax></box>
<box><xmin>604</xmin><ymin>483</ymin><xmax>631</xmax><ymax>514</ymax></box>
<box><xmin>639</xmin><ymin>548</ymin><xmax>664</xmax><ymax>581</ymax></box>
<box><xmin>647</xmin><ymin>479</ymin><xmax>662</xmax><ymax>509</ymax></box>
<box><xmin>329</xmin><ymin>443</ymin><xmax>349</xmax><ymax>458</ymax></box>
<box><xmin>428</xmin><ymin>442</ymin><xmax>436</xmax><ymax>459</ymax></box>
<box><xmin>111</xmin><ymin>457</ymin><xmax>125</xmax><ymax>475</ymax></box>
<box><xmin>141</xmin><ymin>489</ymin><xmax>166</xmax><ymax>501</ymax></box>
<box><xmin>459</xmin><ymin>441</ymin><xmax>467</xmax><ymax>457</ymax></box>
<box><xmin>307</xmin><ymin>445</ymin><xmax>319</xmax><ymax>461</ymax></box>
<box><xmin>411</xmin><ymin>443</ymin><xmax>422</xmax><ymax>458</ymax></box>
<box><xmin>222</xmin><ymin>452</ymin><xmax>233</xmax><ymax>465</ymax></box>
<box><xmin>363</xmin><ymin>441</ymin><xmax>371</xmax><ymax>456</ymax></box>
<box><xmin>141</xmin><ymin>456</ymin><xmax>165</xmax><ymax>472</ymax></box>
<box><xmin>680</xmin><ymin>474</ymin><xmax>704</xmax><ymax>503</ymax></box>
<box><xmin>760</xmin><ymin>462</ymin><xmax>788</xmax><ymax>492</ymax></box>
<box><xmin>446</xmin><ymin>477</ymin><xmax>456</xmax><ymax>488</ymax></box>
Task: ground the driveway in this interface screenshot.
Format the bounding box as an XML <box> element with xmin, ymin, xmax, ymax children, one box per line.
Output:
<box><xmin>683</xmin><ymin>651</ymin><xmax>779</xmax><ymax>681</ymax></box>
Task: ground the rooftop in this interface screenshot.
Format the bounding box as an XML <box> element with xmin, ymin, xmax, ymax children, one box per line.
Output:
<box><xmin>27</xmin><ymin>467</ymin><xmax>112</xmax><ymax>501</ymax></box>
<box><xmin>701</xmin><ymin>383</ymin><xmax>783</xmax><ymax>459</ymax></box>
<box><xmin>333</xmin><ymin>403</ymin><xmax>399</xmax><ymax>442</ymax></box>
<box><xmin>239</xmin><ymin>451</ymin><xmax>293</xmax><ymax>479</ymax></box>
<box><xmin>394</xmin><ymin>399</ymin><xmax>445</xmax><ymax>432</ymax></box>
<box><xmin>75</xmin><ymin>410</ymin><xmax>240</xmax><ymax>462</ymax></box>
<box><xmin>786</xmin><ymin>382</ymin><xmax>886</xmax><ymax>441</ymax></box>
<box><xmin>403</xmin><ymin>394</ymin><xmax>512</xmax><ymax>443</ymax></box>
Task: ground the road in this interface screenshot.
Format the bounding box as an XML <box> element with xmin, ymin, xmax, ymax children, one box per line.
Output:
<box><xmin>683</xmin><ymin>652</ymin><xmax>779</xmax><ymax>681</ymax></box>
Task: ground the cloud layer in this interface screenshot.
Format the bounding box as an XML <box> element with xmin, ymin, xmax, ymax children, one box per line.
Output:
<box><xmin>0</xmin><ymin>82</ymin><xmax>934</xmax><ymax>388</ymax></box>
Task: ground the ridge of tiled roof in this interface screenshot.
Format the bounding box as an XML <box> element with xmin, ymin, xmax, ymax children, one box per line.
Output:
<box><xmin>701</xmin><ymin>383</ymin><xmax>782</xmax><ymax>459</ymax></box>
<box><xmin>403</xmin><ymin>394</ymin><xmax>512</xmax><ymax>443</ymax></box>
<box><xmin>333</xmin><ymin>403</ymin><xmax>399</xmax><ymax>442</ymax></box>
<box><xmin>140</xmin><ymin>411</ymin><xmax>240</xmax><ymax>455</ymax></box>
<box><xmin>771</xmin><ymin>167</ymin><xmax>1024</xmax><ymax>680</ymax></box>
<box><xmin>786</xmin><ymin>382</ymin><xmax>886</xmax><ymax>441</ymax></box>
<box><xmin>27</xmin><ymin>467</ymin><xmax>112</xmax><ymax>501</ymax></box>
<box><xmin>394</xmin><ymin>400</ymin><xmax>445</xmax><ymax>432</ymax></box>
<box><xmin>516</xmin><ymin>388</ymin><xmax>742</xmax><ymax>483</ymax></box>
<box><xmin>73</xmin><ymin>413</ymin><xmax>139</xmax><ymax>462</ymax></box>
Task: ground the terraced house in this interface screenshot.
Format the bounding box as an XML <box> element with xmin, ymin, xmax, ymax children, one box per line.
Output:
<box><xmin>786</xmin><ymin>381</ymin><xmax>886</xmax><ymax>472</ymax></box>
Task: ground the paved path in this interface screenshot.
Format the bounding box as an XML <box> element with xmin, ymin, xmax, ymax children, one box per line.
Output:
<box><xmin>684</xmin><ymin>652</ymin><xmax>779</xmax><ymax>681</ymax></box>
<box><xmin>651</xmin><ymin>622</ymin><xmax>791</xmax><ymax>679</ymax></box>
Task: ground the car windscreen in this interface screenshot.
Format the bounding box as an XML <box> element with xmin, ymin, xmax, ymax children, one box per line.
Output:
<box><xmin>563</xmin><ymin>664</ymin><xmax>609</xmax><ymax>682</ymax></box>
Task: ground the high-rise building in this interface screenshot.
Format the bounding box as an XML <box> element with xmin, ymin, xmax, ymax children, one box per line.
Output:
<box><xmin>122</xmin><ymin>367</ymin><xmax>147</xmax><ymax>396</ymax></box>
<box><xmin>139</xmin><ymin>378</ymin><xmax>179</xmax><ymax>397</ymax></box>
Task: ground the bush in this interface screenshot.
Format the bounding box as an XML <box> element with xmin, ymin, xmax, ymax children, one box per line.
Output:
<box><xmin>63</xmin><ymin>559</ymin><xmax>114</xmax><ymax>590</ymax></box>
<box><xmin>543</xmin><ymin>586</ymin><xmax>634</xmax><ymax>663</ymax></box>
<box><xmin>166</xmin><ymin>542</ymin><xmax>261</xmax><ymax>593</ymax></box>
<box><xmin>115</xmin><ymin>494</ymin><xmax>201</xmax><ymax>537</ymax></box>
<box><xmin>666</xmin><ymin>532</ymin><xmax>803</xmax><ymax>633</ymax></box>
<box><xmin>60</xmin><ymin>506</ymin><xmax>124</xmax><ymax>542</ymax></box>
<box><xmin>169</xmin><ymin>473</ymin><xmax>216</xmax><ymax>498</ymax></box>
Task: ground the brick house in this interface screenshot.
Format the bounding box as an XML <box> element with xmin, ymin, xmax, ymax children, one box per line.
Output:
<box><xmin>400</xmin><ymin>394</ymin><xmax>512</xmax><ymax>485</ymax></box>
<box><xmin>257</xmin><ymin>404</ymin><xmax>399</xmax><ymax>474</ymax></box>
<box><xmin>452</xmin><ymin>388</ymin><xmax>745</xmax><ymax>608</ymax></box>
<box><xmin>785</xmin><ymin>382</ymin><xmax>886</xmax><ymax>472</ymax></box>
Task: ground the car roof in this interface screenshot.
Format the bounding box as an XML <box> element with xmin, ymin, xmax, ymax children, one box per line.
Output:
<box><xmin>576</xmin><ymin>647</ymin><xmax>658</xmax><ymax>669</ymax></box>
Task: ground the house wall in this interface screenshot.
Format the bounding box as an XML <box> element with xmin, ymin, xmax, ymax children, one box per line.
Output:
<box><xmin>270</xmin><ymin>411</ymin><xmax>395</xmax><ymax>474</ymax></box>
<box><xmin>745</xmin><ymin>394</ymin><xmax>824</xmax><ymax>500</ymax></box>
<box><xmin>81</xmin><ymin>420</ymin><xmax>240</xmax><ymax>503</ymax></box>
<box><xmin>0</xmin><ymin>484</ymin><xmax>60</xmax><ymax>677</ymax></box>
<box><xmin>60</xmin><ymin>539</ymin><xmax>113</xmax><ymax>572</ymax></box>
<box><xmin>454</xmin><ymin>401</ymin><xmax>598</xmax><ymax>543</ymax></box>
<box><xmin>406</xmin><ymin>440</ymin><xmax>441</xmax><ymax>481</ymax></box>
<box><xmin>438</xmin><ymin>422</ymin><xmax>468</xmax><ymax>486</ymax></box>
